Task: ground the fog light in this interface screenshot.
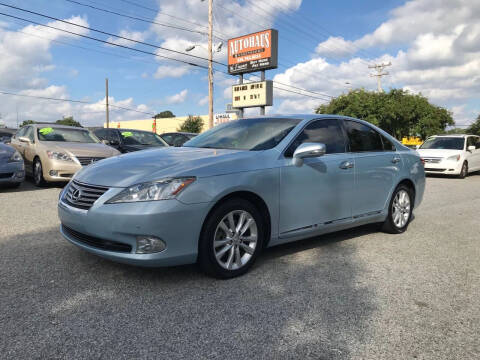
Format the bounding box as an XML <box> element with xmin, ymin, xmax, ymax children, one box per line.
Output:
<box><xmin>136</xmin><ymin>236</ymin><xmax>166</xmax><ymax>254</ymax></box>
<box><xmin>49</xmin><ymin>170</ymin><xmax>58</xmax><ymax>176</ymax></box>
<box><xmin>15</xmin><ymin>170</ymin><xmax>24</xmax><ymax>178</ymax></box>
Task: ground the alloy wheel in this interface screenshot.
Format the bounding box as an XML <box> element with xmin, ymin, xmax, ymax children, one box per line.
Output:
<box><xmin>34</xmin><ymin>161</ymin><xmax>42</xmax><ymax>185</ymax></box>
<box><xmin>392</xmin><ymin>189</ymin><xmax>411</xmax><ymax>228</ymax></box>
<box><xmin>213</xmin><ymin>210</ymin><xmax>258</xmax><ymax>270</ymax></box>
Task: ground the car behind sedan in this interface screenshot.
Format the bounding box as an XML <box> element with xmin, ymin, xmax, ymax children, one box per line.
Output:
<box><xmin>93</xmin><ymin>128</ymin><xmax>169</xmax><ymax>153</ymax></box>
<box><xmin>0</xmin><ymin>143</ymin><xmax>25</xmax><ymax>187</ymax></box>
<box><xmin>58</xmin><ymin>115</ymin><xmax>425</xmax><ymax>278</ymax></box>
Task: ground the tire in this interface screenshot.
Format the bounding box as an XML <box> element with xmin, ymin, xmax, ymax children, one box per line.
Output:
<box><xmin>381</xmin><ymin>184</ymin><xmax>413</xmax><ymax>234</ymax></box>
<box><xmin>198</xmin><ymin>198</ymin><xmax>265</xmax><ymax>279</ymax></box>
<box><xmin>33</xmin><ymin>158</ymin><xmax>46</xmax><ymax>187</ymax></box>
<box><xmin>458</xmin><ymin>161</ymin><xmax>468</xmax><ymax>179</ymax></box>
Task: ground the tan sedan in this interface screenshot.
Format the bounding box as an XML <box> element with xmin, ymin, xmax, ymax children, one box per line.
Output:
<box><xmin>10</xmin><ymin>124</ymin><xmax>120</xmax><ymax>186</ymax></box>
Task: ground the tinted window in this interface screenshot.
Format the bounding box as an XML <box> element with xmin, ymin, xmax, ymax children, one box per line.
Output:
<box><xmin>344</xmin><ymin>120</ymin><xmax>383</xmax><ymax>152</ymax></box>
<box><xmin>119</xmin><ymin>130</ymin><xmax>166</xmax><ymax>146</ymax></box>
<box><xmin>476</xmin><ymin>137</ymin><xmax>480</xmax><ymax>149</ymax></box>
<box><xmin>161</xmin><ymin>134</ymin><xmax>174</xmax><ymax>145</ymax></box>
<box><xmin>94</xmin><ymin>128</ymin><xmax>107</xmax><ymax>140</ymax></box>
<box><xmin>37</xmin><ymin>127</ymin><xmax>99</xmax><ymax>143</ymax></box>
<box><xmin>184</xmin><ymin>118</ymin><xmax>301</xmax><ymax>151</ymax></box>
<box><xmin>285</xmin><ymin>119</ymin><xmax>346</xmax><ymax>157</ymax></box>
<box><xmin>381</xmin><ymin>135</ymin><xmax>396</xmax><ymax>151</ymax></box>
<box><xmin>467</xmin><ymin>137</ymin><xmax>476</xmax><ymax>148</ymax></box>
<box><xmin>420</xmin><ymin>137</ymin><xmax>465</xmax><ymax>150</ymax></box>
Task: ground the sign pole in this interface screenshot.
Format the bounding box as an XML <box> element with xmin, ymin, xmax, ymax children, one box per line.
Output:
<box><xmin>239</xmin><ymin>74</ymin><xmax>244</xmax><ymax>118</ymax></box>
<box><xmin>260</xmin><ymin>70</ymin><xmax>265</xmax><ymax>115</ymax></box>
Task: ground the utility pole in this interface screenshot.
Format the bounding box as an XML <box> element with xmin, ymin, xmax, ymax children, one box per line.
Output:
<box><xmin>369</xmin><ymin>62</ymin><xmax>391</xmax><ymax>92</ymax></box>
<box><xmin>105</xmin><ymin>78</ymin><xmax>110</xmax><ymax>128</ymax></box>
<box><xmin>207</xmin><ymin>0</ymin><xmax>214</xmax><ymax>129</ymax></box>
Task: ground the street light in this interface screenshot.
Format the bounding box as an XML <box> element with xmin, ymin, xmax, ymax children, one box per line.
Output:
<box><xmin>185</xmin><ymin>42</ymin><xmax>223</xmax><ymax>53</ymax></box>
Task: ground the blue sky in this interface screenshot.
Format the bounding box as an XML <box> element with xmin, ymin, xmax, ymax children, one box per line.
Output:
<box><xmin>0</xmin><ymin>0</ymin><xmax>479</xmax><ymax>127</ymax></box>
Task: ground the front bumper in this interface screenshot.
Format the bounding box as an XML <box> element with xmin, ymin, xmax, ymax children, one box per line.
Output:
<box><xmin>423</xmin><ymin>159</ymin><xmax>463</xmax><ymax>175</ymax></box>
<box><xmin>43</xmin><ymin>159</ymin><xmax>82</xmax><ymax>182</ymax></box>
<box><xmin>58</xmin><ymin>188</ymin><xmax>211</xmax><ymax>267</ymax></box>
<box><xmin>0</xmin><ymin>162</ymin><xmax>25</xmax><ymax>184</ymax></box>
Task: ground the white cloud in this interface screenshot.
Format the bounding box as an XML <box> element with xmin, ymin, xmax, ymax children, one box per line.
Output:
<box><xmin>166</xmin><ymin>89</ymin><xmax>188</xmax><ymax>104</ymax></box>
<box><xmin>154</xmin><ymin>65</ymin><xmax>190</xmax><ymax>79</ymax></box>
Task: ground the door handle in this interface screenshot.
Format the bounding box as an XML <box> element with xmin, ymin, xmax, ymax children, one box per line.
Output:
<box><xmin>392</xmin><ymin>157</ymin><xmax>401</xmax><ymax>164</ymax></box>
<box><xmin>339</xmin><ymin>161</ymin><xmax>354</xmax><ymax>169</ymax></box>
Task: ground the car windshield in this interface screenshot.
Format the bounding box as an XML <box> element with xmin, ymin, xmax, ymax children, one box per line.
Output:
<box><xmin>37</xmin><ymin>127</ymin><xmax>99</xmax><ymax>143</ymax></box>
<box><xmin>420</xmin><ymin>137</ymin><xmax>465</xmax><ymax>150</ymax></box>
<box><xmin>120</xmin><ymin>130</ymin><xmax>167</xmax><ymax>146</ymax></box>
<box><xmin>183</xmin><ymin>118</ymin><xmax>301</xmax><ymax>150</ymax></box>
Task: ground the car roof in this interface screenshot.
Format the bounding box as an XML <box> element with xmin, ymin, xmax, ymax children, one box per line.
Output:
<box><xmin>116</xmin><ymin>128</ymin><xmax>158</xmax><ymax>134</ymax></box>
<box><xmin>428</xmin><ymin>134</ymin><xmax>472</xmax><ymax>138</ymax></box>
<box><xmin>30</xmin><ymin>123</ymin><xmax>87</xmax><ymax>130</ymax></box>
<box><xmin>161</xmin><ymin>132</ymin><xmax>197</xmax><ymax>136</ymax></box>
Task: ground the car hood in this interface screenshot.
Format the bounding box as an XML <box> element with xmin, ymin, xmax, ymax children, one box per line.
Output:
<box><xmin>416</xmin><ymin>149</ymin><xmax>463</xmax><ymax>158</ymax></box>
<box><xmin>43</xmin><ymin>141</ymin><xmax>120</xmax><ymax>158</ymax></box>
<box><xmin>75</xmin><ymin>147</ymin><xmax>269</xmax><ymax>187</ymax></box>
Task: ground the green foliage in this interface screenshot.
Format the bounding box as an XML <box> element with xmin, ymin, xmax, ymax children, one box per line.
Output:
<box><xmin>55</xmin><ymin>116</ymin><xmax>82</xmax><ymax>127</ymax></box>
<box><xmin>20</xmin><ymin>120</ymin><xmax>36</xmax><ymax>127</ymax></box>
<box><xmin>177</xmin><ymin>115</ymin><xmax>203</xmax><ymax>133</ymax></box>
<box><xmin>315</xmin><ymin>89</ymin><xmax>454</xmax><ymax>140</ymax></box>
<box><xmin>467</xmin><ymin>114</ymin><xmax>480</xmax><ymax>135</ymax></box>
<box><xmin>154</xmin><ymin>110</ymin><xmax>175</xmax><ymax>118</ymax></box>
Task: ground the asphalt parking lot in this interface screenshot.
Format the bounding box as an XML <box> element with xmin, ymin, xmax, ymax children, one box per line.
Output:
<box><xmin>1</xmin><ymin>176</ymin><xmax>479</xmax><ymax>359</ymax></box>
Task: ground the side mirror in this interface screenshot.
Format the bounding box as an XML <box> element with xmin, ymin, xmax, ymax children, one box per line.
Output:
<box><xmin>18</xmin><ymin>136</ymin><xmax>31</xmax><ymax>144</ymax></box>
<box><xmin>468</xmin><ymin>145</ymin><xmax>475</xmax><ymax>151</ymax></box>
<box><xmin>293</xmin><ymin>142</ymin><xmax>326</xmax><ymax>166</ymax></box>
<box><xmin>101</xmin><ymin>139</ymin><xmax>109</xmax><ymax>145</ymax></box>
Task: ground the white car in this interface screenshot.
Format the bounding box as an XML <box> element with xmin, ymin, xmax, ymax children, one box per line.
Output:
<box><xmin>417</xmin><ymin>134</ymin><xmax>480</xmax><ymax>178</ymax></box>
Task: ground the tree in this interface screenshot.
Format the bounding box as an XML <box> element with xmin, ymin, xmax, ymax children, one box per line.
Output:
<box><xmin>467</xmin><ymin>114</ymin><xmax>480</xmax><ymax>135</ymax></box>
<box><xmin>154</xmin><ymin>110</ymin><xmax>175</xmax><ymax>118</ymax></box>
<box><xmin>177</xmin><ymin>115</ymin><xmax>203</xmax><ymax>133</ymax></box>
<box><xmin>20</xmin><ymin>120</ymin><xmax>36</xmax><ymax>127</ymax></box>
<box><xmin>56</xmin><ymin>116</ymin><xmax>82</xmax><ymax>127</ymax></box>
<box><xmin>315</xmin><ymin>89</ymin><xmax>454</xmax><ymax>139</ymax></box>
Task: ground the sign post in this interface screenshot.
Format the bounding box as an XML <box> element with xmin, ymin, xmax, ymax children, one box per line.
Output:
<box><xmin>228</xmin><ymin>29</ymin><xmax>278</xmax><ymax>117</ymax></box>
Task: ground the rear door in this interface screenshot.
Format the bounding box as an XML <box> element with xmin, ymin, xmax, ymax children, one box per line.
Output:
<box><xmin>343</xmin><ymin>120</ymin><xmax>401</xmax><ymax>217</ymax></box>
<box><xmin>467</xmin><ymin>136</ymin><xmax>480</xmax><ymax>171</ymax></box>
<box><xmin>279</xmin><ymin>118</ymin><xmax>354</xmax><ymax>237</ymax></box>
<box><xmin>23</xmin><ymin>126</ymin><xmax>37</xmax><ymax>171</ymax></box>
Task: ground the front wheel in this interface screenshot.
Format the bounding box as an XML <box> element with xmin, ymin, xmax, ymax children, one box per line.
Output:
<box><xmin>198</xmin><ymin>198</ymin><xmax>264</xmax><ymax>279</ymax></box>
<box><xmin>381</xmin><ymin>185</ymin><xmax>413</xmax><ymax>234</ymax></box>
<box><xmin>458</xmin><ymin>161</ymin><xmax>468</xmax><ymax>179</ymax></box>
<box><xmin>33</xmin><ymin>158</ymin><xmax>46</xmax><ymax>187</ymax></box>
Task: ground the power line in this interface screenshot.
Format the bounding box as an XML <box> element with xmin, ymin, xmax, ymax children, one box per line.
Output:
<box><xmin>0</xmin><ymin>3</ymin><xmax>227</xmax><ymax>66</ymax></box>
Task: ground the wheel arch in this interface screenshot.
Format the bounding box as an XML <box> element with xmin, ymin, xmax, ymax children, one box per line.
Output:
<box><xmin>200</xmin><ymin>190</ymin><xmax>272</xmax><ymax>249</ymax></box>
<box><xmin>396</xmin><ymin>178</ymin><xmax>416</xmax><ymax>204</ymax></box>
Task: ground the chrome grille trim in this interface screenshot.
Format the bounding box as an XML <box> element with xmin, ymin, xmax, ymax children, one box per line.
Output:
<box><xmin>422</xmin><ymin>157</ymin><xmax>442</xmax><ymax>164</ymax></box>
<box><xmin>63</xmin><ymin>180</ymin><xmax>109</xmax><ymax>210</ymax></box>
<box><xmin>75</xmin><ymin>156</ymin><xmax>105</xmax><ymax>166</ymax></box>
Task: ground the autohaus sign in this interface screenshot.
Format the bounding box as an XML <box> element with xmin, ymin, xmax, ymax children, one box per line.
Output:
<box><xmin>228</xmin><ymin>29</ymin><xmax>278</xmax><ymax>75</ymax></box>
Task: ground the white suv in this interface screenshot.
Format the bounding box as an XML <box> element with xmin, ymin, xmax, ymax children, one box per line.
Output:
<box><xmin>417</xmin><ymin>135</ymin><xmax>480</xmax><ymax>178</ymax></box>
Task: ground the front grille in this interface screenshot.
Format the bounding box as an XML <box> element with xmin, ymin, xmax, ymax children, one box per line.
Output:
<box><xmin>62</xmin><ymin>225</ymin><xmax>132</xmax><ymax>253</ymax></box>
<box><xmin>63</xmin><ymin>180</ymin><xmax>109</xmax><ymax>210</ymax></box>
<box><xmin>423</xmin><ymin>157</ymin><xmax>442</xmax><ymax>164</ymax></box>
<box><xmin>0</xmin><ymin>172</ymin><xmax>13</xmax><ymax>179</ymax></box>
<box><xmin>425</xmin><ymin>168</ymin><xmax>446</xmax><ymax>172</ymax></box>
<box><xmin>76</xmin><ymin>156</ymin><xmax>105</xmax><ymax>166</ymax></box>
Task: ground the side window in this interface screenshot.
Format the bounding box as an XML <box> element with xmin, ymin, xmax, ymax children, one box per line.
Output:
<box><xmin>381</xmin><ymin>135</ymin><xmax>396</xmax><ymax>151</ymax></box>
<box><xmin>467</xmin><ymin>137</ymin><xmax>476</xmax><ymax>148</ymax></box>
<box><xmin>285</xmin><ymin>119</ymin><xmax>346</xmax><ymax>157</ymax></box>
<box><xmin>476</xmin><ymin>137</ymin><xmax>480</xmax><ymax>149</ymax></box>
<box><xmin>109</xmin><ymin>130</ymin><xmax>121</xmax><ymax>143</ymax></box>
<box><xmin>15</xmin><ymin>127</ymin><xmax>27</xmax><ymax>139</ymax></box>
<box><xmin>25</xmin><ymin>126</ymin><xmax>35</xmax><ymax>143</ymax></box>
<box><xmin>162</xmin><ymin>134</ymin><xmax>173</xmax><ymax>145</ymax></box>
<box><xmin>344</xmin><ymin>120</ymin><xmax>383</xmax><ymax>152</ymax></box>
<box><xmin>94</xmin><ymin>128</ymin><xmax>107</xmax><ymax>140</ymax></box>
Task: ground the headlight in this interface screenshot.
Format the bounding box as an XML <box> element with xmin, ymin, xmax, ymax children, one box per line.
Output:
<box><xmin>106</xmin><ymin>177</ymin><xmax>196</xmax><ymax>203</ymax></box>
<box><xmin>446</xmin><ymin>155</ymin><xmax>460</xmax><ymax>161</ymax></box>
<box><xmin>47</xmin><ymin>150</ymin><xmax>73</xmax><ymax>162</ymax></box>
<box><xmin>8</xmin><ymin>150</ymin><xmax>23</xmax><ymax>162</ymax></box>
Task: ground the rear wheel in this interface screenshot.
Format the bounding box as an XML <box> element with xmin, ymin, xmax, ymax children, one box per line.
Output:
<box><xmin>33</xmin><ymin>158</ymin><xmax>46</xmax><ymax>187</ymax></box>
<box><xmin>458</xmin><ymin>161</ymin><xmax>468</xmax><ymax>179</ymax></box>
<box><xmin>198</xmin><ymin>198</ymin><xmax>264</xmax><ymax>279</ymax></box>
<box><xmin>381</xmin><ymin>185</ymin><xmax>413</xmax><ymax>234</ymax></box>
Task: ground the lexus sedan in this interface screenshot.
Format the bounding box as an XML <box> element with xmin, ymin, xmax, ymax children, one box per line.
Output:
<box><xmin>0</xmin><ymin>142</ymin><xmax>25</xmax><ymax>187</ymax></box>
<box><xmin>159</xmin><ymin>132</ymin><xmax>197</xmax><ymax>147</ymax></box>
<box><xmin>10</xmin><ymin>124</ymin><xmax>120</xmax><ymax>186</ymax></box>
<box><xmin>58</xmin><ymin>115</ymin><xmax>425</xmax><ymax>278</ymax></box>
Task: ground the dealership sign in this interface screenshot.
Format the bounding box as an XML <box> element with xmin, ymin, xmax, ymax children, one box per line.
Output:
<box><xmin>214</xmin><ymin>113</ymin><xmax>236</xmax><ymax>126</ymax></box>
<box><xmin>228</xmin><ymin>29</ymin><xmax>278</xmax><ymax>75</ymax></box>
<box><xmin>232</xmin><ymin>80</ymin><xmax>273</xmax><ymax>108</ymax></box>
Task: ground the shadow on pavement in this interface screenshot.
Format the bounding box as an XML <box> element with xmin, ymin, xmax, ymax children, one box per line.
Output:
<box><xmin>0</xmin><ymin>177</ymin><xmax>65</xmax><ymax>193</ymax></box>
<box><xmin>0</xmin><ymin>225</ymin><xmax>378</xmax><ymax>359</ymax></box>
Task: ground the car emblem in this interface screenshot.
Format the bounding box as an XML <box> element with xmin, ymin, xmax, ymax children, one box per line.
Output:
<box><xmin>71</xmin><ymin>188</ymin><xmax>81</xmax><ymax>202</ymax></box>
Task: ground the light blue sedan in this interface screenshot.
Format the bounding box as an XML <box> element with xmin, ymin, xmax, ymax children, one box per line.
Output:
<box><xmin>58</xmin><ymin>115</ymin><xmax>425</xmax><ymax>278</ymax></box>
<box><xmin>0</xmin><ymin>142</ymin><xmax>25</xmax><ymax>187</ymax></box>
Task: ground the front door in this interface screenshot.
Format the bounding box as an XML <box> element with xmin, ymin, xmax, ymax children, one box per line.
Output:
<box><xmin>467</xmin><ymin>136</ymin><xmax>480</xmax><ymax>171</ymax></box>
<box><xmin>343</xmin><ymin>120</ymin><xmax>401</xmax><ymax>217</ymax></box>
<box><xmin>279</xmin><ymin>119</ymin><xmax>354</xmax><ymax>237</ymax></box>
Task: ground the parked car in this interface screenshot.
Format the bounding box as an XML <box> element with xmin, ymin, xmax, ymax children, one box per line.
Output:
<box><xmin>417</xmin><ymin>134</ymin><xmax>480</xmax><ymax>178</ymax></box>
<box><xmin>58</xmin><ymin>115</ymin><xmax>425</xmax><ymax>278</ymax></box>
<box><xmin>10</xmin><ymin>124</ymin><xmax>120</xmax><ymax>186</ymax></box>
<box><xmin>93</xmin><ymin>128</ymin><xmax>169</xmax><ymax>153</ymax></box>
<box><xmin>0</xmin><ymin>142</ymin><xmax>25</xmax><ymax>187</ymax></box>
<box><xmin>159</xmin><ymin>132</ymin><xmax>197</xmax><ymax>147</ymax></box>
<box><xmin>0</xmin><ymin>128</ymin><xmax>17</xmax><ymax>144</ymax></box>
